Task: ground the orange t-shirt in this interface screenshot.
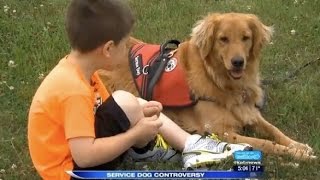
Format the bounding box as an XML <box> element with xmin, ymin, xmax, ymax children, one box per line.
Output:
<box><xmin>28</xmin><ymin>56</ymin><xmax>109</xmax><ymax>180</ymax></box>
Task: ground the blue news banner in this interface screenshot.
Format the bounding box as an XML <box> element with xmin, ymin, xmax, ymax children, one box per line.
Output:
<box><xmin>66</xmin><ymin>151</ymin><xmax>264</xmax><ymax>179</ymax></box>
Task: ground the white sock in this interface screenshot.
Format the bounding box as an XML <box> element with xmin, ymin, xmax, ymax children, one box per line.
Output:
<box><xmin>183</xmin><ymin>134</ymin><xmax>202</xmax><ymax>152</ymax></box>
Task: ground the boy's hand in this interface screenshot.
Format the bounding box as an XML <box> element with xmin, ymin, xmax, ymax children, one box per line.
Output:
<box><xmin>130</xmin><ymin>115</ymin><xmax>163</xmax><ymax>148</ymax></box>
<box><xmin>142</xmin><ymin>101</ymin><xmax>163</xmax><ymax>118</ymax></box>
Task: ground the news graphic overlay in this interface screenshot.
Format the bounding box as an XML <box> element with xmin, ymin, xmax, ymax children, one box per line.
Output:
<box><xmin>66</xmin><ymin>150</ymin><xmax>264</xmax><ymax>179</ymax></box>
<box><xmin>233</xmin><ymin>150</ymin><xmax>264</xmax><ymax>173</ymax></box>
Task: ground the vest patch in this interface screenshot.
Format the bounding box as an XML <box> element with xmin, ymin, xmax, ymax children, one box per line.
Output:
<box><xmin>165</xmin><ymin>58</ymin><xmax>177</xmax><ymax>72</ymax></box>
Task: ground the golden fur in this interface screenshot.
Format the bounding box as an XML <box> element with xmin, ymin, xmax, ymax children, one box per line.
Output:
<box><xmin>99</xmin><ymin>13</ymin><xmax>315</xmax><ymax>160</ymax></box>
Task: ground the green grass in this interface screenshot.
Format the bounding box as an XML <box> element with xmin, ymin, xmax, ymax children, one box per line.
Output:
<box><xmin>0</xmin><ymin>0</ymin><xmax>319</xmax><ymax>179</ymax></box>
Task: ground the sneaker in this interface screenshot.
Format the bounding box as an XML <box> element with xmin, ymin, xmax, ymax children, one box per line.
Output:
<box><xmin>182</xmin><ymin>133</ymin><xmax>252</xmax><ymax>169</ymax></box>
<box><xmin>125</xmin><ymin>134</ymin><xmax>181</xmax><ymax>162</ymax></box>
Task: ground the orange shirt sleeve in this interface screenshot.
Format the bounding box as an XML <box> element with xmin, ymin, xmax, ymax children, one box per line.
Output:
<box><xmin>63</xmin><ymin>95</ymin><xmax>96</xmax><ymax>139</ymax></box>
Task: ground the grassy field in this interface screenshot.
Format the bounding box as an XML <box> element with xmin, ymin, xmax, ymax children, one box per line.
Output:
<box><xmin>0</xmin><ymin>0</ymin><xmax>319</xmax><ymax>179</ymax></box>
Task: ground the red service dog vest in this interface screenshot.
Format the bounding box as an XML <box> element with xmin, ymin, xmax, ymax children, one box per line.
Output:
<box><xmin>129</xmin><ymin>41</ymin><xmax>196</xmax><ymax>107</ymax></box>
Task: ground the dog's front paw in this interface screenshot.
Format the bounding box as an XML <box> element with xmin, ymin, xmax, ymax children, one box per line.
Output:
<box><xmin>288</xmin><ymin>142</ymin><xmax>314</xmax><ymax>156</ymax></box>
<box><xmin>289</xmin><ymin>147</ymin><xmax>317</xmax><ymax>160</ymax></box>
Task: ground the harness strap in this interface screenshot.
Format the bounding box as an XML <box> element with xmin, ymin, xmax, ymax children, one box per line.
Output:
<box><xmin>145</xmin><ymin>40</ymin><xmax>181</xmax><ymax>100</ymax></box>
<box><xmin>129</xmin><ymin>40</ymin><xmax>197</xmax><ymax>107</ymax></box>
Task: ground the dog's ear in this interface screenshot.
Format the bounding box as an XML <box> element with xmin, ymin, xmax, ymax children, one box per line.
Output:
<box><xmin>190</xmin><ymin>13</ymin><xmax>221</xmax><ymax>60</ymax></box>
<box><xmin>247</xmin><ymin>14</ymin><xmax>273</xmax><ymax>58</ymax></box>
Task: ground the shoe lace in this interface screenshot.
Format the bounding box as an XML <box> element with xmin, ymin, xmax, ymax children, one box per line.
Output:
<box><xmin>155</xmin><ymin>134</ymin><xmax>169</xmax><ymax>150</ymax></box>
<box><xmin>204</xmin><ymin>132</ymin><xmax>233</xmax><ymax>152</ymax></box>
<box><xmin>204</xmin><ymin>132</ymin><xmax>221</xmax><ymax>142</ymax></box>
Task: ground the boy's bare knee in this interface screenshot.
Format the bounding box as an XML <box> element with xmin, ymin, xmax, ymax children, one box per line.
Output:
<box><xmin>137</xmin><ymin>97</ymin><xmax>147</xmax><ymax>105</ymax></box>
<box><xmin>112</xmin><ymin>90</ymin><xmax>143</xmax><ymax>126</ymax></box>
<box><xmin>112</xmin><ymin>90</ymin><xmax>136</xmax><ymax>105</ymax></box>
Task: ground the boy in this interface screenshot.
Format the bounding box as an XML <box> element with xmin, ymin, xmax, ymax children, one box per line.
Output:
<box><xmin>28</xmin><ymin>0</ymin><xmax>251</xmax><ymax>179</ymax></box>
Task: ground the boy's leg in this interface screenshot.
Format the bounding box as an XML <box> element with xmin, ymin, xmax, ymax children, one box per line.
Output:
<box><xmin>157</xmin><ymin>112</ymin><xmax>188</xmax><ymax>150</ymax></box>
<box><xmin>72</xmin><ymin>90</ymin><xmax>148</xmax><ymax>171</ymax></box>
<box><xmin>134</xmin><ymin>98</ymin><xmax>253</xmax><ymax>169</ymax></box>
<box><xmin>111</xmin><ymin>90</ymin><xmax>144</xmax><ymax>128</ymax></box>
<box><xmin>157</xmin><ymin>112</ymin><xmax>253</xmax><ymax>169</ymax></box>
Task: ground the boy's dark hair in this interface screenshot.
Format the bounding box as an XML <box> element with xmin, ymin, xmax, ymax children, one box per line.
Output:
<box><xmin>66</xmin><ymin>0</ymin><xmax>135</xmax><ymax>53</ymax></box>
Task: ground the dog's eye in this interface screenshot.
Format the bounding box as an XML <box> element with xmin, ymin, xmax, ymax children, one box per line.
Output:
<box><xmin>242</xmin><ymin>36</ymin><xmax>250</xmax><ymax>41</ymax></box>
<box><xmin>219</xmin><ymin>37</ymin><xmax>229</xmax><ymax>43</ymax></box>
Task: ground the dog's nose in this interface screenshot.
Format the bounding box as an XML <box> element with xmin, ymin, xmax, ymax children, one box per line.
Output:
<box><xmin>231</xmin><ymin>56</ymin><xmax>244</xmax><ymax>68</ymax></box>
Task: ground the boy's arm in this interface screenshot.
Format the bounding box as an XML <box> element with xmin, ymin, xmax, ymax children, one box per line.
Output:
<box><xmin>68</xmin><ymin>128</ymin><xmax>136</xmax><ymax>168</ymax></box>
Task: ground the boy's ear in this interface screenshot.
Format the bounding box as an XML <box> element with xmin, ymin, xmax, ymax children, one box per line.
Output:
<box><xmin>102</xmin><ymin>40</ymin><xmax>115</xmax><ymax>58</ymax></box>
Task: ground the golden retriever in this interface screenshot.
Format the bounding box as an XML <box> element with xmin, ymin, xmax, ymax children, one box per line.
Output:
<box><xmin>99</xmin><ymin>13</ymin><xmax>315</xmax><ymax>160</ymax></box>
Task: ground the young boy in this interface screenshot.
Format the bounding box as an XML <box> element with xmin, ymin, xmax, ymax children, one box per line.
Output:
<box><xmin>28</xmin><ymin>0</ymin><xmax>251</xmax><ymax>179</ymax></box>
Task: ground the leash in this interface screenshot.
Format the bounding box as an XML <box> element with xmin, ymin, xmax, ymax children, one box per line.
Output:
<box><xmin>262</xmin><ymin>57</ymin><xmax>320</xmax><ymax>85</ymax></box>
<box><xmin>197</xmin><ymin>96</ymin><xmax>216</xmax><ymax>103</ymax></box>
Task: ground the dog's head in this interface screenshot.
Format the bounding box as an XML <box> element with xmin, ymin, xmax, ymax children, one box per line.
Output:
<box><xmin>191</xmin><ymin>13</ymin><xmax>273</xmax><ymax>80</ymax></box>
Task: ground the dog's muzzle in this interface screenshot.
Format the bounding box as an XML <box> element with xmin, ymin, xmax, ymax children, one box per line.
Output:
<box><xmin>229</xmin><ymin>56</ymin><xmax>245</xmax><ymax>80</ymax></box>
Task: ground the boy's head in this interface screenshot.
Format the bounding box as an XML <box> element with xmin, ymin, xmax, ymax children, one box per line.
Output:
<box><xmin>66</xmin><ymin>0</ymin><xmax>135</xmax><ymax>54</ymax></box>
